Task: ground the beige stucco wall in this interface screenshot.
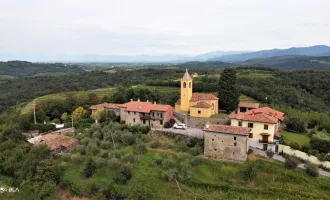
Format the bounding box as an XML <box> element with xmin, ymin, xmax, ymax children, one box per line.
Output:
<box><xmin>190</xmin><ymin>107</ymin><xmax>212</xmax><ymax>118</ymax></box>
<box><xmin>231</xmin><ymin>119</ymin><xmax>276</xmax><ymax>142</ymax></box>
<box><xmin>279</xmin><ymin>145</ymin><xmax>330</xmax><ymax>169</ymax></box>
<box><xmin>204</xmin><ymin>131</ymin><xmax>248</xmax><ymax>162</ymax></box>
<box><xmin>120</xmin><ymin>109</ymin><xmax>166</xmax><ymax>128</ymax></box>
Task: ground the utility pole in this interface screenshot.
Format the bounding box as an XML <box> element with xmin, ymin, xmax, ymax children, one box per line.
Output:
<box><xmin>33</xmin><ymin>103</ymin><xmax>36</xmax><ymax>124</ymax></box>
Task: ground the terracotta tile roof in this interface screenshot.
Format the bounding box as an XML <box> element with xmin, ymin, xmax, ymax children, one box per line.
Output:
<box><xmin>228</xmin><ymin>112</ymin><xmax>279</xmax><ymax>124</ymax></box>
<box><xmin>89</xmin><ymin>103</ymin><xmax>122</xmax><ymax>110</ymax></box>
<box><xmin>120</xmin><ymin>101</ymin><xmax>172</xmax><ymax>113</ymax></box>
<box><xmin>204</xmin><ymin>124</ymin><xmax>251</xmax><ymax>136</ymax></box>
<box><xmin>238</xmin><ymin>102</ymin><xmax>260</xmax><ymax>109</ymax></box>
<box><xmin>181</xmin><ymin>69</ymin><xmax>192</xmax><ymax>80</ymax></box>
<box><xmin>190</xmin><ymin>93</ymin><xmax>218</xmax><ymax>102</ymax></box>
<box><xmin>191</xmin><ymin>101</ymin><xmax>212</xmax><ymax>108</ymax></box>
<box><xmin>245</xmin><ymin>107</ymin><xmax>284</xmax><ymax>121</ymax></box>
<box><xmin>39</xmin><ymin>134</ymin><xmax>78</xmax><ymax>151</ymax></box>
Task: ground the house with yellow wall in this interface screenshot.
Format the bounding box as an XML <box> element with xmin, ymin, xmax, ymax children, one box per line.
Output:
<box><xmin>175</xmin><ymin>70</ymin><xmax>218</xmax><ymax>118</ymax></box>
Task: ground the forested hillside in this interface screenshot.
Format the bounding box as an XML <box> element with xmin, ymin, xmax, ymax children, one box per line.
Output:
<box><xmin>0</xmin><ymin>61</ymin><xmax>84</xmax><ymax>77</ymax></box>
<box><xmin>240</xmin><ymin>56</ymin><xmax>330</xmax><ymax>70</ymax></box>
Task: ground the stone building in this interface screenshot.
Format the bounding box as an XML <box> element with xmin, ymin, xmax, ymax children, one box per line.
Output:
<box><xmin>89</xmin><ymin>103</ymin><xmax>122</xmax><ymax>116</ymax></box>
<box><xmin>203</xmin><ymin>123</ymin><xmax>250</xmax><ymax>162</ymax></box>
<box><xmin>236</xmin><ymin>102</ymin><xmax>260</xmax><ymax>114</ymax></box>
<box><xmin>175</xmin><ymin>69</ymin><xmax>219</xmax><ymax>118</ymax></box>
<box><xmin>37</xmin><ymin>134</ymin><xmax>79</xmax><ymax>154</ymax></box>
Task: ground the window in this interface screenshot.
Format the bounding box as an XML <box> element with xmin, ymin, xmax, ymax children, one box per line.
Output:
<box><xmin>143</xmin><ymin>119</ymin><xmax>146</xmax><ymax>124</ymax></box>
<box><xmin>264</xmin><ymin>124</ymin><xmax>269</xmax><ymax>130</ymax></box>
<box><xmin>238</xmin><ymin>121</ymin><xmax>242</xmax><ymax>126</ymax></box>
<box><xmin>234</xmin><ymin>143</ymin><xmax>237</xmax><ymax>147</ymax></box>
<box><xmin>234</xmin><ymin>136</ymin><xmax>236</xmax><ymax>140</ymax></box>
<box><xmin>160</xmin><ymin>113</ymin><xmax>163</xmax><ymax>118</ymax></box>
<box><xmin>212</xmin><ymin>103</ymin><xmax>214</xmax><ymax>110</ymax></box>
<box><xmin>183</xmin><ymin>82</ymin><xmax>186</xmax><ymax>88</ymax></box>
<box><xmin>248</xmin><ymin>123</ymin><xmax>254</xmax><ymax>128</ymax></box>
<box><xmin>133</xmin><ymin>118</ymin><xmax>135</xmax><ymax>122</ymax></box>
<box><xmin>198</xmin><ymin>110</ymin><xmax>201</xmax><ymax>114</ymax></box>
<box><xmin>212</xmin><ymin>138</ymin><xmax>214</xmax><ymax>141</ymax></box>
<box><xmin>134</xmin><ymin>112</ymin><xmax>136</xmax><ymax>115</ymax></box>
<box><xmin>160</xmin><ymin>120</ymin><xmax>163</xmax><ymax>125</ymax></box>
<box><xmin>128</xmin><ymin>111</ymin><xmax>130</xmax><ymax>114</ymax></box>
<box><xmin>189</xmin><ymin>82</ymin><xmax>191</xmax><ymax>88</ymax></box>
<box><xmin>249</xmin><ymin>133</ymin><xmax>253</xmax><ymax>138</ymax></box>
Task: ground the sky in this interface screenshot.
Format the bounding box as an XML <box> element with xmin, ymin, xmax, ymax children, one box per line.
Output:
<box><xmin>0</xmin><ymin>0</ymin><xmax>330</xmax><ymax>56</ymax></box>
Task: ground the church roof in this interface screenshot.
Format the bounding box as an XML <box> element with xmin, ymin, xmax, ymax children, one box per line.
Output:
<box><xmin>190</xmin><ymin>93</ymin><xmax>218</xmax><ymax>102</ymax></box>
<box><xmin>181</xmin><ymin>69</ymin><xmax>192</xmax><ymax>81</ymax></box>
<box><xmin>191</xmin><ymin>101</ymin><xmax>212</xmax><ymax>108</ymax></box>
<box><xmin>175</xmin><ymin>93</ymin><xmax>218</xmax><ymax>105</ymax></box>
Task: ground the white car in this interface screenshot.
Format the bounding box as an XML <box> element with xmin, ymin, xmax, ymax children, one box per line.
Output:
<box><xmin>173</xmin><ymin>123</ymin><xmax>186</xmax><ymax>130</ymax></box>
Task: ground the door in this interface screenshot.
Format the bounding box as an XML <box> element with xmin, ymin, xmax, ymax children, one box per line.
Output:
<box><xmin>263</xmin><ymin>144</ymin><xmax>268</xmax><ymax>150</ymax></box>
<box><xmin>262</xmin><ymin>135</ymin><xmax>268</xmax><ymax>143</ymax></box>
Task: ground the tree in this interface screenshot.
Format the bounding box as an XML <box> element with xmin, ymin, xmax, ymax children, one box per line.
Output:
<box><xmin>123</xmin><ymin>86</ymin><xmax>154</xmax><ymax>102</ymax></box>
<box><xmin>61</xmin><ymin>112</ymin><xmax>68</xmax><ymax>122</ymax></box>
<box><xmin>18</xmin><ymin>113</ymin><xmax>31</xmax><ymax>130</ymax></box>
<box><xmin>91</xmin><ymin>108</ymin><xmax>105</xmax><ymax>124</ymax></box>
<box><xmin>266</xmin><ymin>149</ymin><xmax>275</xmax><ymax>158</ymax></box>
<box><xmin>73</xmin><ymin>107</ymin><xmax>87</xmax><ymax>119</ymax></box>
<box><xmin>84</xmin><ymin>158</ymin><xmax>97</xmax><ymax>178</ymax></box>
<box><xmin>286</xmin><ymin>116</ymin><xmax>307</xmax><ymax>133</ymax></box>
<box><xmin>218</xmin><ymin>68</ymin><xmax>240</xmax><ymax>112</ymax></box>
<box><xmin>284</xmin><ymin>156</ymin><xmax>300</xmax><ymax>169</ymax></box>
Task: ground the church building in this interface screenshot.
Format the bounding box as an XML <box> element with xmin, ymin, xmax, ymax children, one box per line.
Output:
<box><xmin>175</xmin><ymin>70</ymin><xmax>219</xmax><ymax>118</ymax></box>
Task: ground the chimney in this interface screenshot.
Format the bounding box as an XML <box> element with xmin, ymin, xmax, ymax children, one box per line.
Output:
<box><xmin>130</xmin><ymin>99</ymin><xmax>133</xmax><ymax>102</ymax></box>
<box><xmin>154</xmin><ymin>101</ymin><xmax>156</xmax><ymax>104</ymax></box>
<box><xmin>138</xmin><ymin>98</ymin><xmax>140</xmax><ymax>102</ymax></box>
<box><xmin>205</xmin><ymin>122</ymin><xmax>210</xmax><ymax>129</ymax></box>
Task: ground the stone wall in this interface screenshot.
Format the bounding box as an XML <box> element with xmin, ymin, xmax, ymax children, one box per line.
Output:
<box><xmin>174</xmin><ymin>112</ymin><xmax>227</xmax><ymax>128</ymax></box>
<box><xmin>279</xmin><ymin>144</ymin><xmax>330</xmax><ymax>169</ymax></box>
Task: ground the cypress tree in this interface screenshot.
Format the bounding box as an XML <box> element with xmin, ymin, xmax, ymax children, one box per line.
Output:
<box><xmin>218</xmin><ymin>68</ymin><xmax>240</xmax><ymax>112</ymax></box>
<box><xmin>84</xmin><ymin>158</ymin><xmax>96</xmax><ymax>178</ymax></box>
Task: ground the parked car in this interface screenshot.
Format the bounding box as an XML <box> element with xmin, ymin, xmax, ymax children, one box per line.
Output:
<box><xmin>173</xmin><ymin>123</ymin><xmax>186</xmax><ymax>130</ymax></box>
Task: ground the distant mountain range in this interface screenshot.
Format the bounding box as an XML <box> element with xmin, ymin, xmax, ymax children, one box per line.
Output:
<box><xmin>211</xmin><ymin>45</ymin><xmax>330</xmax><ymax>62</ymax></box>
<box><xmin>1</xmin><ymin>45</ymin><xmax>329</xmax><ymax>63</ymax></box>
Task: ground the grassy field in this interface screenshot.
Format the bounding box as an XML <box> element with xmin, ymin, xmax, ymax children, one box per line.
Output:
<box><xmin>56</xmin><ymin>133</ymin><xmax>330</xmax><ymax>200</ymax></box>
<box><xmin>281</xmin><ymin>131</ymin><xmax>311</xmax><ymax>147</ymax></box>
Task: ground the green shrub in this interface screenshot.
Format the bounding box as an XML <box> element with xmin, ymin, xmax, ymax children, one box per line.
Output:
<box><xmin>310</xmin><ymin>136</ymin><xmax>330</xmax><ymax>154</ymax></box>
<box><xmin>161</xmin><ymin>169</ymin><xmax>178</xmax><ymax>182</ymax></box>
<box><xmin>289</xmin><ymin>142</ymin><xmax>300</xmax><ymax>150</ymax></box>
<box><xmin>162</xmin><ymin>158</ymin><xmax>175</xmax><ymax>169</ymax></box>
<box><xmin>71</xmin><ymin>154</ymin><xmax>84</xmax><ymax>164</ymax></box>
<box><xmin>100</xmin><ymin>140</ymin><xmax>112</xmax><ymax>149</ymax></box>
<box><xmin>305</xmin><ymin>162</ymin><xmax>319</xmax><ymax>177</ymax></box>
<box><xmin>121</xmin><ymin>153</ymin><xmax>135</xmax><ymax>163</ymax></box>
<box><xmin>108</xmin><ymin>158</ymin><xmax>121</xmax><ymax>168</ymax></box>
<box><xmin>86</xmin><ymin>142</ymin><xmax>99</xmax><ymax>156</ymax></box>
<box><xmin>189</xmin><ymin>144</ymin><xmax>203</xmax><ymax>156</ymax></box>
<box><xmin>136</xmin><ymin>142</ymin><xmax>147</xmax><ymax>154</ymax></box>
<box><xmin>30</xmin><ymin>123</ymin><xmax>56</xmax><ymax>132</ymax></box>
<box><xmin>113</xmin><ymin>166</ymin><xmax>132</xmax><ymax>184</ymax></box>
<box><xmin>243</xmin><ymin>163</ymin><xmax>258</xmax><ymax>181</ymax></box>
<box><xmin>80</xmin><ymin>137</ymin><xmax>90</xmax><ymax>145</ymax></box>
<box><xmin>190</xmin><ymin>157</ymin><xmax>203</xmax><ymax>167</ymax></box>
<box><xmin>83</xmin><ymin>158</ymin><xmax>97</xmax><ymax>178</ymax></box>
<box><xmin>176</xmin><ymin>152</ymin><xmax>191</xmax><ymax>161</ymax></box>
<box><xmin>75</xmin><ymin>145</ymin><xmax>86</xmax><ymax>155</ymax></box>
<box><xmin>100</xmin><ymin>150</ymin><xmax>109</xmax><ymax>158</ymax></box>
<box><xmin>177</xmin><ymin>162</ymin><xmax>192</xmax><ymax>182</ymax></box>
<box><xmin>62</xmin><ymin>153</ymin><xmax>71</xmax><ymax>162</ymax></box>
<box><xmin>110</xmin><ymin>151</ymin><xmax>121</xmax><ymax>159</ymax></box>
<box><xmin>285</xmin><ymin>156</ymin><xmax>300</xmax><ymax>169</ymax></box>
<box><xmin>51</xmin><ymin>118</ymin><xmax>61</xmax><ymax>124</ymax></box>
<box><xmin>152</xmin><ymin>157</ymin><xmax>163</xmax><ymax>166</ymax></box>
<box><xmin>150</xmin><ymin>140</ymin><xmax>160</xmax><ymax>148</ymax></box>
<box><xmin>121</xmin><ymin>132</ymin><xmax>136</xmax><ymax>145</ymax></box>
<box><xmin>176</xmin><ymin>140</ymin><xmax>189</xmax><ymax>152</ymax></box>
<box><xmin>266</xmin><ymin>149</ymin><xmax>275</xmax><ymax>158</ymax></box>
<box><xmin>95</xmin><ymin>158</ymin><xmax>107</xmax><ymax>168</ymax></box>
<box><xmin>286</xmin><ymin>116</ymin><xmax>307</xmax><ymax>133</ymax></box>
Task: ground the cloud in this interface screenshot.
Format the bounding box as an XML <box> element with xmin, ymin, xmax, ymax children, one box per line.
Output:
<box><xmin>0</xmin><ymin>0</ymin><xmax>329</xmax><ymax>56</ymax></box>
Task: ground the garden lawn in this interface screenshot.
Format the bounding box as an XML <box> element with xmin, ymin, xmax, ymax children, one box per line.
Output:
<box><xmin>282</xmin><ymin>131</ymin><xmax>311</xmax><ymax>147</ymax></box>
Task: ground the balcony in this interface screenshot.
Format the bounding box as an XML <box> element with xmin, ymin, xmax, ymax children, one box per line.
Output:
<box><xmin>258</xmin><ymin>139</ymin><xmax>277</xmax><ymax>145</ymax></box>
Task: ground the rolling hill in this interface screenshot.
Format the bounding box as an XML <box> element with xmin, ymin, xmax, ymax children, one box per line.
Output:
<box><xmin>0</xmin><ymin>61</ymin><xmax>84</xmax><ymax>77</ymax></box>
<box><xmin>240</xmin><ymin>56</ymin><xmax>330</xmax><ymax>70</ymax></box>
<box><xmin>211</xmin><ymin>45</ymin><xmax>330</xmax><ymax>62</ymax></box>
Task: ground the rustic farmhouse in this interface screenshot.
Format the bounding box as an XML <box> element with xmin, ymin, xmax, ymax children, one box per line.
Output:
<box><xmin>203</xmin><ymin>123</ymin><xmax>250</xmax><ymax>162</ymax></box>
<box><xmin>38</xmin><ymin>134</ymin><xmax>79</xmax><ymax>154</ymax></box>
